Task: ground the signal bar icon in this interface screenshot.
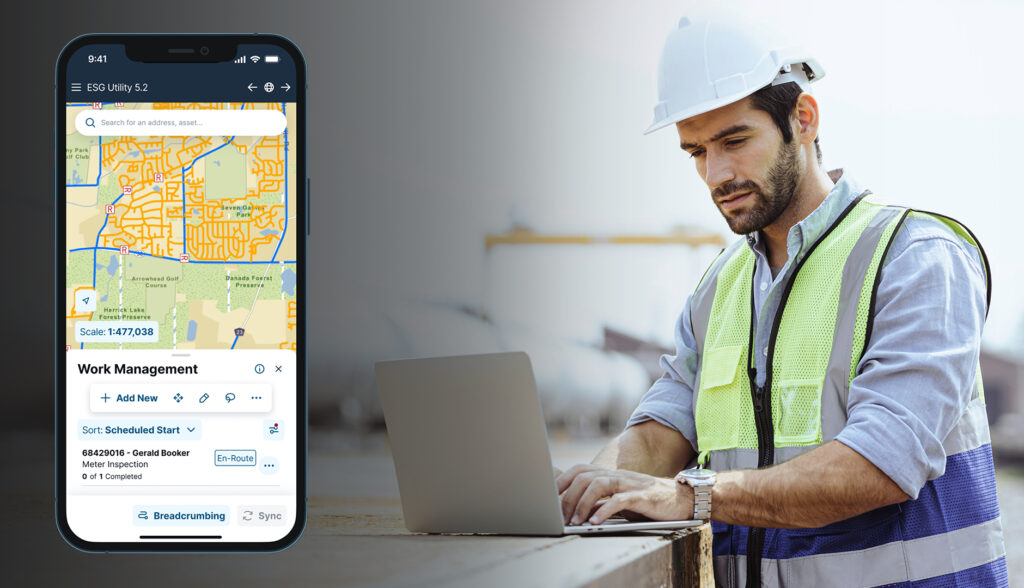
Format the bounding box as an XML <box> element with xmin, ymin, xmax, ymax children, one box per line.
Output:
<box><xmin>233</xmin><ymin>55</ymin><xmax>247</xmax><ymax>64</ymax></box>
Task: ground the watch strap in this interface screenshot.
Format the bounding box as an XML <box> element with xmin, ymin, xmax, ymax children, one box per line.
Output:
<box><xmin>676</xmin><ymin>469</ymin><xmax>715</xmax><ymax>521</ymax></box>
<box><xmin>691</xmin><ymin>484</ymin><xmax>712</xmax><ymax>520</ymax></box>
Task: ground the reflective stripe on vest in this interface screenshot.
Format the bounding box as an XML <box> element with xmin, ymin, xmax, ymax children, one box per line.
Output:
<box><xmin>686</xmin><ymin>196</ymin><xmax>1004</xmax><ymax>587</ymax></box>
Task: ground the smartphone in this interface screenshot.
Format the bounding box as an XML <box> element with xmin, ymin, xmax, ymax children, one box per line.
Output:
<box><xmin>55</xmin><ymin>35</ymin><xmax>306</xmax><ymax>551</ymax></box>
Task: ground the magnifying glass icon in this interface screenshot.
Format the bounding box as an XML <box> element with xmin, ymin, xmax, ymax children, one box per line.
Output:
<box><xmin>85</xmin><ymin>117</ymin><xmax>95</xmax><ymax>128</ymax></box>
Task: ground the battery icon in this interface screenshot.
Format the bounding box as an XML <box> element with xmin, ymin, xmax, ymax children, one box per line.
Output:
<box><xmin>265</xmin><ymin>55</ymin><xmax>279</xmax><ymax>63</ymax></box>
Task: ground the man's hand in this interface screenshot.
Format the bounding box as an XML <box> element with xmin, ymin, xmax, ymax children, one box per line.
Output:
<box><xmin>556</xmin><ymin>464</ymin><xmax>693</xmax><ymax>526</ymax></box>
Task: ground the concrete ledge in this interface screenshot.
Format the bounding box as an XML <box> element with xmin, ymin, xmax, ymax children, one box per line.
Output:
<box><xmin>309</xmin><ymin>497</ymin><xmax>712</xmax><ymax>587</ymax></box>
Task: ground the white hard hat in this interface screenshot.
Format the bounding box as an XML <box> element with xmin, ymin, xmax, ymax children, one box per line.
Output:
<box><xmin>644</xmin><ymin>16</ymin><xmax>825</xmax><ymax>134</ymax></box>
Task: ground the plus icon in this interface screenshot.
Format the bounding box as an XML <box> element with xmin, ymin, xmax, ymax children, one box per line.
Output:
<box><xmin>100</xmin><ymin>393</ymin><xmax>111</xmax><ymax>403</ymax></box>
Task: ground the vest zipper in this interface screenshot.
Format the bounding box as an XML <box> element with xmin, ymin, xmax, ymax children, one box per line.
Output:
<box><xmin>746</xmin><ymin>382</ymin><xmax>773</xmax><ymax>587</ymax></box>
<box><xmin>742</xmin><ymin>191</ymin><xmax>870</xmax><ymax>588</ymax></box>
<box><xmin>753</xmin><ymin>386</ymin><xmax>774</xmax><ymax>466</ymax></box>
<box><xmin>745</xmin><ymin>258</ymin><xmax>772</xmax><ymax>587</ymax></box>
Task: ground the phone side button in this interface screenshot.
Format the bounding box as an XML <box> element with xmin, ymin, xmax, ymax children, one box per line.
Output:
<box><xmin>306</xmin><ymin>178</ymin><xmax>311</xmax><ymax>236</ymax></box>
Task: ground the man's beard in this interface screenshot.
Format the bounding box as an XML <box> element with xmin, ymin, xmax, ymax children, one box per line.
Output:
<box><xmin>714</xmin><ymin>139</ymin><xmax>801</xmax><ymax>235</ymax></box>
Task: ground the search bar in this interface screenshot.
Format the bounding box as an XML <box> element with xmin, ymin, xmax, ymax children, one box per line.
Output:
<box><xmin>75</xmin><ymin>110</ymin><xmax>286</xmax><ymax>137</ymax></box>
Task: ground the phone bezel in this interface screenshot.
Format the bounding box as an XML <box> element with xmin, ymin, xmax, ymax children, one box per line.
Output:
<box><xmin>54</xmin><ymin>33</ymin><xmax>307</xmax><ymax>553</ymax></box>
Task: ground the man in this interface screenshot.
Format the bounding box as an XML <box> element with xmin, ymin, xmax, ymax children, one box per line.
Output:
<box><xmin>556</xmin><ymin>15</ymin><xmax>1008</xmax><ymax>587</ymax></box>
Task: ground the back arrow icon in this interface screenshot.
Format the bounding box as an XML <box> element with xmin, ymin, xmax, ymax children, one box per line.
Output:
<box><xmin>282</xmin><ymin>83</ymin><xmax>291</xmax><ymax>92</ymax></box>
<box><xmin>247</xmin><ymin>83</ymin><xmax>257</xmax><ymax>91</ymax></box>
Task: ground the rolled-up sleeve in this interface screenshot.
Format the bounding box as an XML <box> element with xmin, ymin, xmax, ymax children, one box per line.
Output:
<box><xmin>835</xmin><ymin>220</ymin><xmax>988</xmax><ymax>499</ymax></box>
<box><xmin>626</xmin><ymin>296</ymin><xmax>701</xmax><ymax>449</ymax></box>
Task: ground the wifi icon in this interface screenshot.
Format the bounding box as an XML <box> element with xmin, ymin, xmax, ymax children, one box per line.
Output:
<box><xmin>250</xmin><ymin>55</ymin><xmax>261</xmax><ymax>63</ymax></box>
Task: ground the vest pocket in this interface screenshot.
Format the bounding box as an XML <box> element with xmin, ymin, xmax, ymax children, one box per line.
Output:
<box><xmin>696</xmin><ymin>345</ymin><xmax>743</xmax><ymax>451</ymax></box>
<box><xmin>774</xmin><ymin>378</ymin><xmax>823</xmax><ymax>445</ymax></box>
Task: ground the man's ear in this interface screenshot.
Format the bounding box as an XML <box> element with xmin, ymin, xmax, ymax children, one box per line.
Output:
<box><xmin>794</xmin><ymin>92</ymin><xmax>820</xmax><ymax>145</ymax></box>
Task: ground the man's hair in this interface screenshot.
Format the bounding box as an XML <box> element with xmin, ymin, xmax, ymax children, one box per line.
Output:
<box><xmin>748</xmin><ymin>81</ymin><xmax>822</xmax><ymax>164</ymax></box>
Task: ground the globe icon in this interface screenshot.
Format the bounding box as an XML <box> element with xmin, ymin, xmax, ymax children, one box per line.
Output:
<box><xmin>264</xmin><ymin>82</ymin><xmax>275</xmax><ymax>92</ymax></box>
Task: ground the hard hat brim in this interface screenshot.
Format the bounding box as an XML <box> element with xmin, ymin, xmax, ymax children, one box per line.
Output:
<box><xmin>642</xmin><ymin>86</ymin><xmax>763</xmax><ymax>135</ymax></box>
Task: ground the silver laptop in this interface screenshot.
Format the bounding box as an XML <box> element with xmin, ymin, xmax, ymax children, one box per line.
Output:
<box><xmin>374</xmin><ymin>351</ymin><xmax>702</xmax><ymax>535</ymax></box>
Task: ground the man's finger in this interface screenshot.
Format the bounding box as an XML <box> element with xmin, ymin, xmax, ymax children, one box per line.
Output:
<box><xmin>589</xmin><ymin>492</ymin><xmax>637</xmax><ymax>525</ymax></box>
<box><xmin>560</xmin><ymin>470</ymin><xmax>602</xmax><ymax>523</ymax></box>
<box><xmin>556</xmin><ymin>463</ymin><xmax>600</xmax><ymax>494</ymax></box>
<box><xmin>572</xmin><ymin>476</ymin><xmax>615</xmax><ymax>526</ymax></box>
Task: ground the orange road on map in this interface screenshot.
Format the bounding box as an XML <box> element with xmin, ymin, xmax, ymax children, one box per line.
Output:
<box><xmin>98</xmin><ymin>102</ymin><xmax>286</xmax><ymax>262</ymax></box>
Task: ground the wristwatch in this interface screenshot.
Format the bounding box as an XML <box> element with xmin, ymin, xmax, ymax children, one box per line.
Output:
<box><xmin>675</xmin><ymin>468</ymin><xmax>716</xmax><ymax>520</ymax></box>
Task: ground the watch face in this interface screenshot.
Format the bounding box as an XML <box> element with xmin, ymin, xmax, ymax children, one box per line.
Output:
<box><xmin>684</xmin><ymin>468</ymin><xmax>716</xmax><ymax>481</ymax></box>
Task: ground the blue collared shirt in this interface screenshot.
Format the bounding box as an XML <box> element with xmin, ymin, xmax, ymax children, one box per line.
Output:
<box><xmin>627</xmin><ymin>170</ymin><xmax>988</xmax><ymax>498</ymax></box>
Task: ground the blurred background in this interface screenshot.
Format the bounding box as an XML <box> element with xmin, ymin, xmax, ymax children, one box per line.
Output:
<box><xmin>7</xmin><ymin>0</ymin><xmax>1024</xmax><ymax>582</ymax></box>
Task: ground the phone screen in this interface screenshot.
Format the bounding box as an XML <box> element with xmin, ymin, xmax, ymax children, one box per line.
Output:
<box><xmin>56</xmin><ymin>36</ymin><xmax>305</xmax><ymax>550</ymax></box>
